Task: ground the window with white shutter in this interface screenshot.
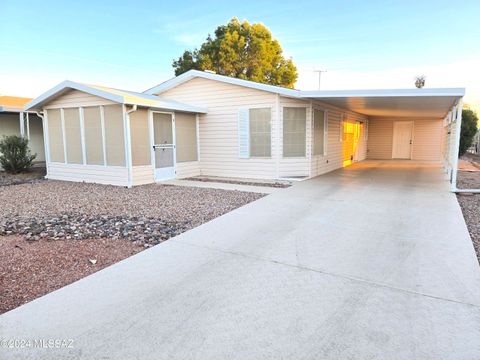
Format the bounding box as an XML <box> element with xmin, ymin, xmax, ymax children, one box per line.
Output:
<box><xmin>238</xmin><ymin>108</ymin><xmax>250</xmax><ymax>158</ymax></box>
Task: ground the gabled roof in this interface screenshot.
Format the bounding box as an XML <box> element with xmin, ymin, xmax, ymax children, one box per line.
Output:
<box><xmin>144</xmin><ymin>70</ymin><xmax>300</xmax><ymax>97</ymax></box>
<box><xmin>25</xmin><ymin>80</ymin><xmax>207</xmax><ymax>113</ymax></box>
<box><xmin>0</xmin><ymin>96</ymin><xmax>33</xmax><ymax>113</ymax></box>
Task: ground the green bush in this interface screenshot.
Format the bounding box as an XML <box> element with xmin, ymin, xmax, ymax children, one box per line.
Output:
<box><xmin>0</xmin><ymin>135</ymin><xmax>37</xmax><ymax>174</ymax></box>
<box><xmin>459</xmin><ymin>109</ymin><xmax>479</xmax><ymax>156</ymax></box>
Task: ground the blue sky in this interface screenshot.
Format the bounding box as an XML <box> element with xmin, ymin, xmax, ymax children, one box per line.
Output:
<box><xmin>1</xmin><ymin>0</ymin><xmax>479</xmax><ymax>109</ymax></box>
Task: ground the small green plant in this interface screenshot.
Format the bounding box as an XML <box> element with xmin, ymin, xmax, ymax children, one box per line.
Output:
<box><xmin>459</xmin><ymin>109</ymin><xmax>479</xmax><ymax>156</ymax></box>
<box><xmin>0</xmin><ymin>135</ymin><xmax>37</xmax><ymax>174</ymax></box>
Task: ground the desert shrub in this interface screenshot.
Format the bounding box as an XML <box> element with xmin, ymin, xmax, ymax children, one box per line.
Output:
<box><xmin>0</xmin><ymin>135</ymin><xmax>37</xmax><ymax>174</ymax></box>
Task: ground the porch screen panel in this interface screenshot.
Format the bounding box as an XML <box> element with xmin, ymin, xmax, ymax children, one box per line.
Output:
<box><xmin>104</xmin><ymin>105</ymin><xmax>125</xmax><ymax>166</ymax></box>
<box><xmin>63</xmin><ymin>108</ymin><xmax>83</xmax><ymax>164</ymax></box>
<box><xmin>83</xmin><ymin>106</ymin><xmax>104</xmax><ymax>165</ymax></box>
<box><xmin>129</xmin><ymin>108</ymin><xmax>151</xmax><ymax>166</ymax></box>
<box><xmin>283</xmin><ymin>107</ymin><xmax>306</xmax><ymax>157</ymax></box>
<box><xmin>249</xmin><ymin>108</ymin><xmax>271</xmax><ymax>157</ymax></box>
<box><xmin>175</xmin><ymin>112</ymin><xmax>197</xmax><ymax>162</ymax></box>
<box><xmin>46</xmin><ymin>109</ymin><xmax>64</xmax><ymax>162</ymax></box>
<box><xmin>313</xmin><ymin>109</ymin><xmax>326</xmax><ymax>156</ymax></box>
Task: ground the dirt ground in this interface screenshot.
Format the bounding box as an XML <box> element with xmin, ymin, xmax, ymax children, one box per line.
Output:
<box><xmin>0</xmin><ymin>236</ymin><xmax>142</xmax><ymax>314</ymax></box>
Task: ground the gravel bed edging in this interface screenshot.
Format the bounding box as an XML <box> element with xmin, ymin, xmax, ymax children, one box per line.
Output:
<box><xmin>185</xmin><ymin>176</ymin><xmax>291</xmax><ymax>188</ymax></box>
<box><xmin>0</xmin><ymin>214</ymin><xmax>189</xmax><ymax>247</ymax></box>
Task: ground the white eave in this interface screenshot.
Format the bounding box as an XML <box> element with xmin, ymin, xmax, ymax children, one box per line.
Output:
<box><xmin>25</xmin><ymin>80</ymin><xmax>207</xmax><ymax>113</ymax></box>
<box><xmin>144</xmin><ymin>69</ymin><xmax>300</xmax><ymax>98</ymax></box>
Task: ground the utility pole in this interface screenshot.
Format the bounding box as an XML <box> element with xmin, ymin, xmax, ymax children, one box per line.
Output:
<box><xmin>313</xmin><ymin>69</ymin><xmax>327</xmax><ymax>90</ymax></box>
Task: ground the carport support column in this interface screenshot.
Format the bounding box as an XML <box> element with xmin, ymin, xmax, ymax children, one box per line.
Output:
<box><xmin>19</xmin><ymin>112</ymin><xmax>25</xmax><ymax>138</ymax></box>
<box><xmin>451</xmin><ymin>98</ymin><xmax>463</xmax><ymax>192</ymax></box>
<box><xmin>124</xmin><ymin>105</ymin><xmax>137</xmax><ymax>188</ymax></box>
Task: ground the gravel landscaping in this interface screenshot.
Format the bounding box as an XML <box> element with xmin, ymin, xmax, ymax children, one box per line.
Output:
<box><xmin>186</xmin><ymin>176</ymin><xmax>292</xmax><ymax>188</ymax></box>
<box><xmin>0</xmin><ymin>180</ymin><xmax>264</xmax><ymax>313</ymax></box>
<box><xmin>0</xmin><ymin>166</ymin><xmax>46</xmax><ymax>187</ymax></box>
<box><xmin>456</xmin><ymin>159</ymin><xmax>480</xmax><ymax>263</ymax></box>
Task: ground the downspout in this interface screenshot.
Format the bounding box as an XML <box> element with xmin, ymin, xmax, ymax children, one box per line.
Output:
<box><xmin>125</xmin><ymin>105</ymin><xmax>137</xmax><ymax>188</ymax></box>
<box><xmin>451</xmin><ymin>99</ymin><xmax>462</xmax><ymax>192</ymax></box>
<box><xmin>275</xmin><ymin>94</ymin><xmax>280</xmax><ymax>179</ymax></box>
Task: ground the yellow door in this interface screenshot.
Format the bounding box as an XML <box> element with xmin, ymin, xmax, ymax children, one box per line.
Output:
<box><xmin>343</xmin><ymin>121</ymin><xmax>362</xmax><ymax>167</ymax></box>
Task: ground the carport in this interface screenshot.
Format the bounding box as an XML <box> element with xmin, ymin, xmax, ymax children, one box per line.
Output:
<box><xmin>301</xmin><ymin>88</ymin><xmax>467</xmax><ymax>192</ymax></box>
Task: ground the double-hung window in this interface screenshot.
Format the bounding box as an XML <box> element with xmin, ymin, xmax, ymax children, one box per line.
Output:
<box><xmin>283</xmin><ymin>107</ymin><xmax>307</xmax><ymax>157</ymax></box>
<box><xmin>313</xmin><ymin>109</ymin><xmax>327</xmax><ymax>156</ymax></box>
<box><xmin>238</xmin><ymin>107</ymin><xmax>271</xmax><ymax>158</ymax></box>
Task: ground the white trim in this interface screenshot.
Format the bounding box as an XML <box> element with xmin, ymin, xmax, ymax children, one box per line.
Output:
<box><xmin>60</xmin><ymin>108</ymin><xmax>67</xmax><ymax>164</ymax></box>
<box><xmin>25</xmin><ymin>80</ymin><xmax>207</xmax><ymax>114</ymax></box>
<box><xmin>144</xmin><ymin>69</ymin><xmax>300</xmax><ymax>98</ymax></box>
<box><xmin>275</xmin><ymin>94</ymin><xmax>280</xmax><ymax>179</ymax></box>
<box><xmin>100</xmin><ymin>105</ymin><xmax>107</xmax><ymax>166</ymax></box>
<box><xmin>195</xmin><ymin>113</ymin><xmax>200</xmax><ymax>162</ymax></box>
<box><xmin>26</xmin><ymin>112</ymin><xmax>30</xmax><ymax>140</ymax></box>
<box><xmin>150</xmin><ymin>110</ymin><xmax>176</xmax><ymax>181</ymax></box>
<box><xmin>451</xmin><ymin>99</ymin><xmax>463</xmax><ymax>192</ymax></box>
<box><xmin>79</xmin><ymin>107</ymin><xmax>87</xmax><ymax>165</ymax></box>
<box><xmin>301</xmin><ymin>88</ymin><xmax>465</xmax><ymax>98</ymax></box>
<box><xmin>282</xmin><ymin>105</ymin><xmax>308</xmax><ymax>159</ymax></box>
<box><xmin>19</xmin><ymin>112</ymin><xmax>25</xmax><ymax>138</ymax></box>
<box><xmin>123</xmin><ymin>105</ymin><xmax>134</xmax><ymax>188</ymax></box>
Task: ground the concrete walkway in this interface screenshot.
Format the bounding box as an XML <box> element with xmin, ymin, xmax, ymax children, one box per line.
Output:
<box><xmin>1</xmin><ymin>161</ymin><xmax>480</xmax><ymax>359</ymax></box>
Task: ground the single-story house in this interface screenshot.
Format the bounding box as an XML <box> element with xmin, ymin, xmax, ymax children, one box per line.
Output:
<box><xmin>0</xmin><ymin>96</ymin><xmax>45</xmax><ymax>162</ymax></box>
<box><xmin>25</xmin><ymin>70</ymin><xmax>465</xmax><ymax>190</ymax></box>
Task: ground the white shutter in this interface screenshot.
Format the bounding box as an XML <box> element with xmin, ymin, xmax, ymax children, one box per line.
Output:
<box><xmin>238</xmin><ymin>108</ymin><xmax>250</xmax><ymax>158</ymax></box>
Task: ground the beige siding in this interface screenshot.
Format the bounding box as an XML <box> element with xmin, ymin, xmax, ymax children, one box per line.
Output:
<box><xmin>176</xmin><ymin>161</ymin><xmax>201</xmax><ymax>178</ymax></box>
<box><xmin>367</xmin><ymin>118</ymin><xmax>443</xmax><ymax>161</ymax></box>
<box><xmin>412</xmin><ymin>119</ymin><xmax>443</xmax><ymax>161</ymax></box>
<box><xmin>132</xmin><ymin>165</ymin><xmax>154</xmax><ymax>185</ymax></box>
<box><xmin>46</xmin><ymin>109</ymin><xmax>65</xmax><ymax>163</ymax></box>
<box><xmin>47</xmin><ymin>163</ymin><xmax>128</xmax><ymax>186</ymax></box>
<box><xmin>129</xmin><ymin>108</ymin><xmax>151</xmax><ymax>166</ymax></box>
<box><xmin>161</xmin><ymin>77</ymin><xmax>278</xmax><ymax>179</ymax></box>
<box><xmin>63</xmin><ymin>108</ymin><xmax>83</xmax><ymax>164</ymax></box>
<box><xmin>46</xmin><ymin>90</ymin><xmax>115</xmax><ymax>108</ymax></box>
<box><xmin>310</xmin><ymin>101</ymin><xmax>368</xmax><ymax>177</ymax></box>
<box><xmin>28</xmin><ymin>115</ymin><xmax>45</xmax><ymax>162</ymax></box>
<box><xmin>279</xmin><ymin>97</ymin><xmax>311</xmax><ymax>177</ymax></box>
<box><xmin>0</xmin><ymin>113</ymin><xmax>20</xmax><ymax>136</ymax></box>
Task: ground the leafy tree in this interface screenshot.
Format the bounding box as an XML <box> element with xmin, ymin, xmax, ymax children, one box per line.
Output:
<box><xmin>173</xmin><ymin>17</ymin><xmax>298</xmax><ymax>88</ymax></box>
<box><xmin>459</xmin><ymin>109</ymin><xmax>479</xmax><ymax>156</ymax></box>
<box><xmin>0</xmin><ymin>135</ymin><xmax>36</xmax><ymax>174</ymax></box>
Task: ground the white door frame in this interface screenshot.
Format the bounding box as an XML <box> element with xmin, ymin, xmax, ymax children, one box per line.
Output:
<box><xmin>392</xmin><ymin>121</ymin><xmax>414</xmax><ymax>159</ymax></box>
<box><xmin>149</xmin><ymin>110</ymin><xmax>176</xmax><ymax>181</ymax></box>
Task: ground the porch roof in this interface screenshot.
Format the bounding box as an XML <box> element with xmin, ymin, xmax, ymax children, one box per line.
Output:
<box><xmin>300</xmin><ymin>88</ymin><xmax>465</xmax><ymax>118</ymax></box>
<box><xmin>25</xmin><ymin>81</ymin><xmax>207</xmax><ymax>113</ymax></box>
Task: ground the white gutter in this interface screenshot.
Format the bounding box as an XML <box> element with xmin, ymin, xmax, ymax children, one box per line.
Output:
<box><xmin>125</xmin><ymin>104</ymin><xmax>137</xmax><ymax>188</ymax></box>
<box><xmin>451</xmin><ymin>99</ymin><xmax>463</xmax><ymax>192</ymax></box>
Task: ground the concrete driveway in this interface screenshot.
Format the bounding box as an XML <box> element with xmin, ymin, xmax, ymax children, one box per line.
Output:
<box><xmin>1</xmin><ymin>161</ymin><xmax>480</xmax><ymax>359</ymax></box>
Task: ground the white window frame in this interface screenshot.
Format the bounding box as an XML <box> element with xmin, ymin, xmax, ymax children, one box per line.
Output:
<box><xmin>282</xmin><ymin>105</ymin><xmax>308</xmax><ymax>158</ymax></box>
<box><xmin>238</xmin><ymin>106</ymin><xmax>273</xmax><ymax>159</ymax></box>
<box><xmin>312</xmin><ymin>107</ymin><xmax>328</xmax><ymax>156</ymax></box>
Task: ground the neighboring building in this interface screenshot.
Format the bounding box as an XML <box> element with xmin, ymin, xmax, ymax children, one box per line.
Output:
<box><xmin>0</xmin><ymin>95</ymin><xmax>45</xmax><ymax>162</ymax></box>
<box><xmin>25</xmin><ymin>70</ymin><xmax>465</xmax><ymax>188</ymax></box>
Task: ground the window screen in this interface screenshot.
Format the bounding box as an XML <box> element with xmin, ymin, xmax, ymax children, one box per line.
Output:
<box><xmin>83</xmin><ymin>106</ymin><xmax>104</xmax><ymax>165</ymax></box>
<box><xmin>129</xmin><ymin>108</ymin><xmax>151</xmax><ymax>166</ymax></box>
<box><xmin>63</xmin><ymin>108</ymin><xmax>83</xmax><ymax>164</ymax></box>
<box><xmin>249</xmin><ymin>108</ymin><xmax>271</xmax><ymax>157</ymax></box>
<box><xmin>313</xmin><ymin>109</ymin><xmax>326</xmax><ymax>156</ymax></box>
<box><xmin>103</xmin><ymin>105</ymin><xmax>125</xmax><ymax>166</ymax></box>
<box><xmin>46</xmin><ymin>109</ymin><xmax>64</xmax><ymax>163</ymax></box>
<box><xmin>283</xmin><ymin>107</ymin><xmax>306</xmax><ymax>157</ymax></box>
<box><xmin>175</xmin><ymin>112</ymin><xmax>197</xmax><ymax>162</ymax></box>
